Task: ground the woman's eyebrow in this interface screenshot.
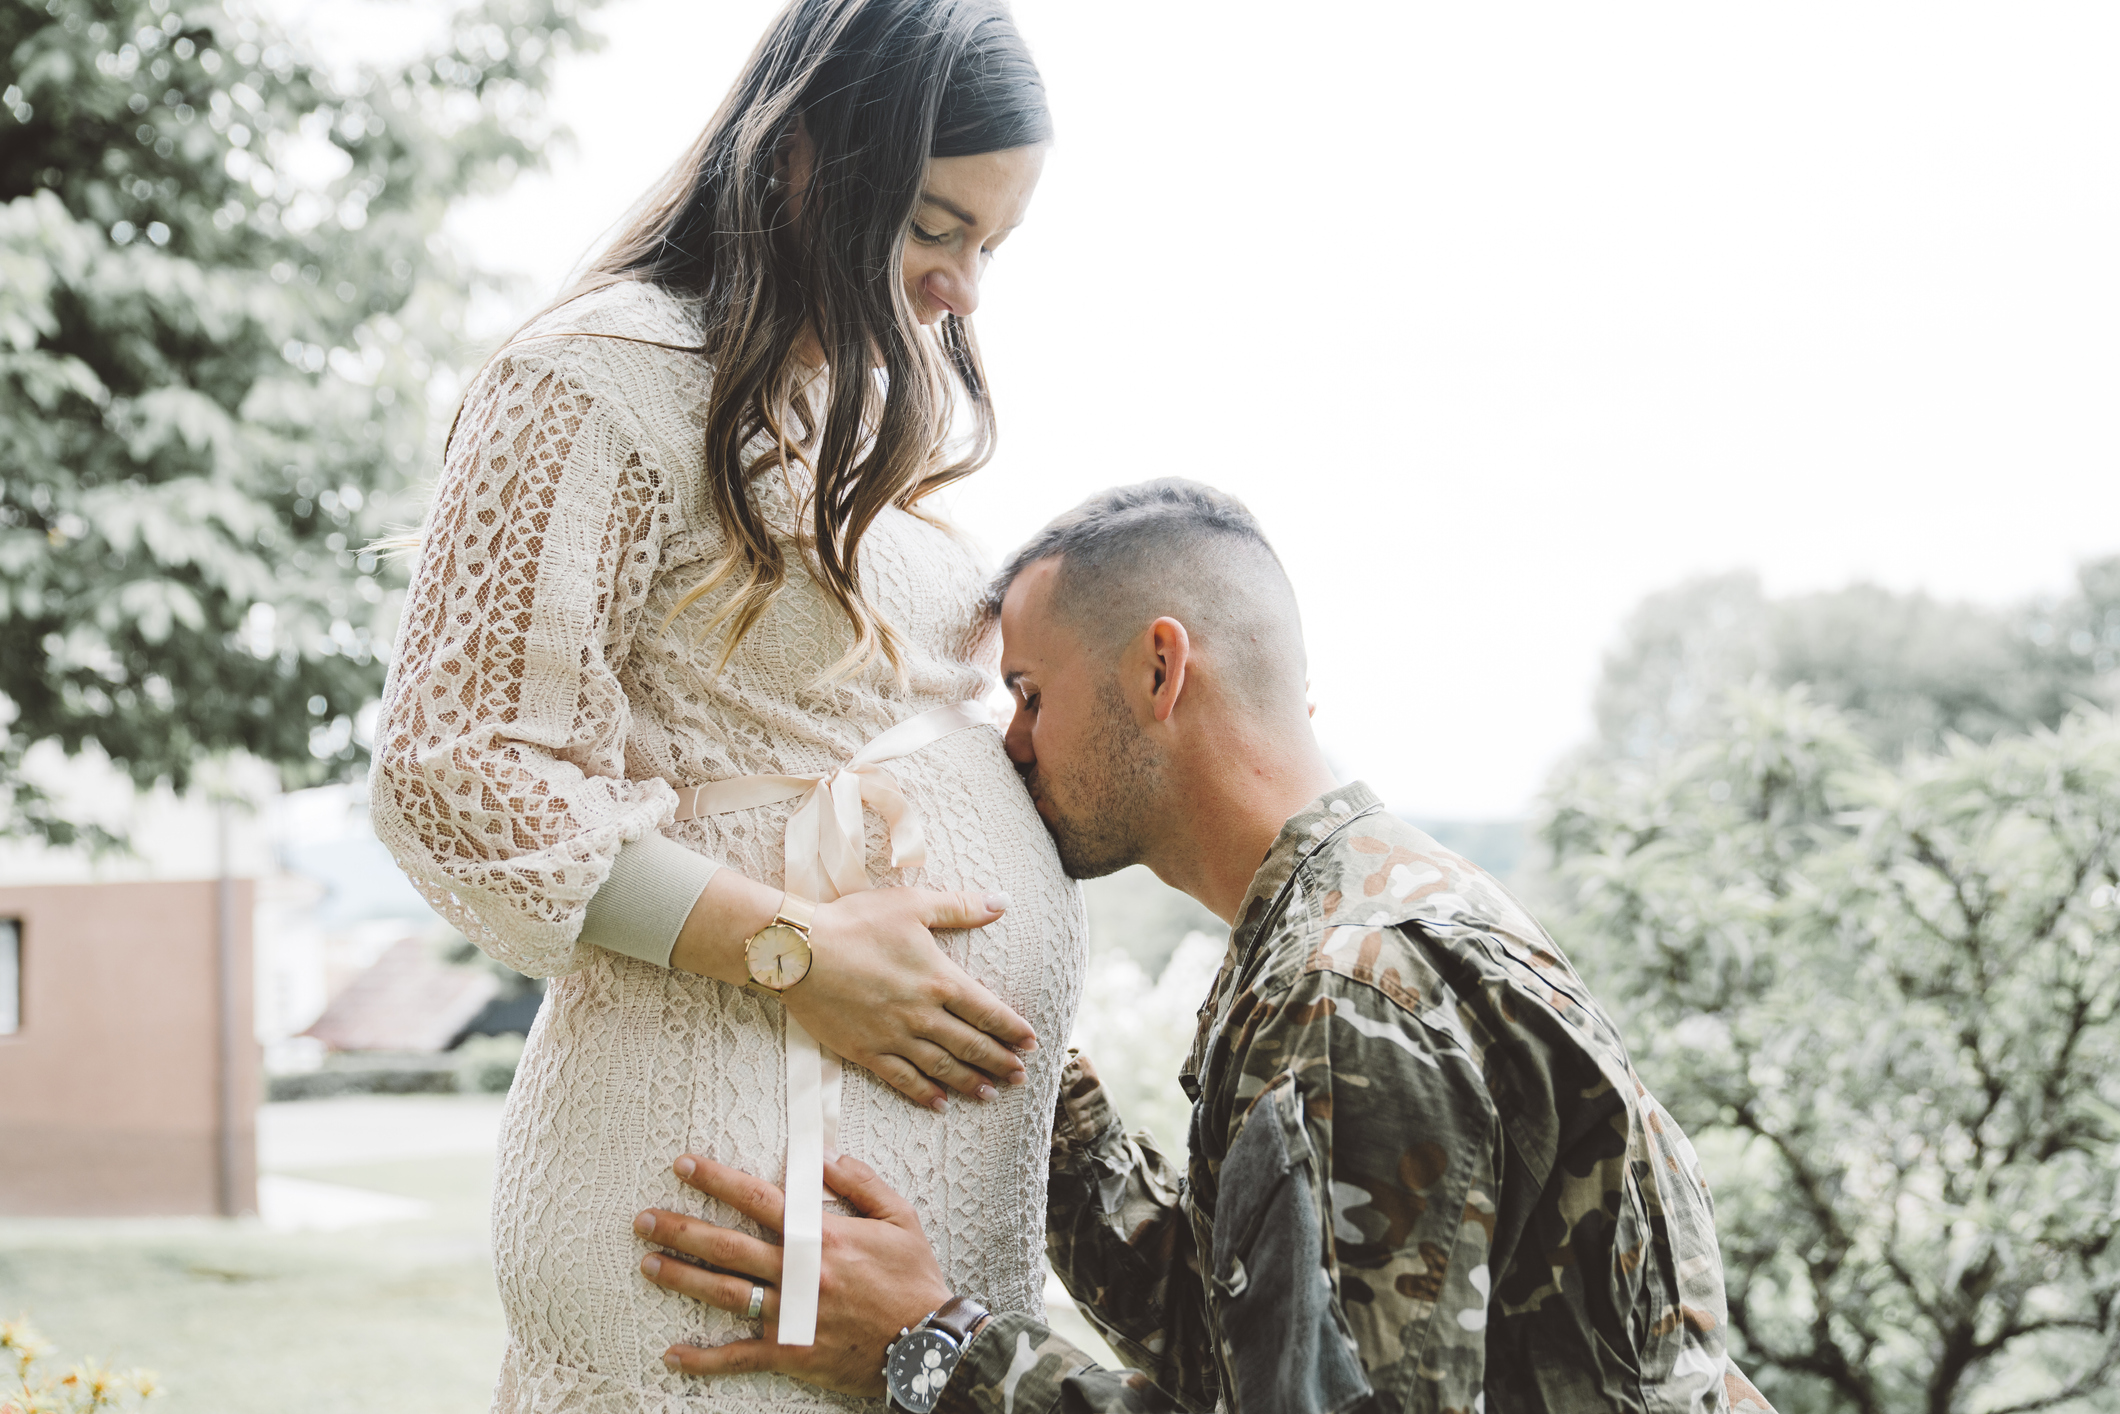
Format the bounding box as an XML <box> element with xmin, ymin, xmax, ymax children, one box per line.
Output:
<box><xmin>919</xmin><ymin>191</ymin><xmax>980</xmax><ymax>226</ymax></box>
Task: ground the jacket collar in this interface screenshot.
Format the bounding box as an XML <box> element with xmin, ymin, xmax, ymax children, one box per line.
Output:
<box><xmin>1180</xmin><ymin>780</ymin><xmax>1388</xmax><ymax>1105</ymax></box>
<box><xmin>1229</xmin><ymin>779</ymin><xmax>1388</xmax><ymax>966</ymax></box>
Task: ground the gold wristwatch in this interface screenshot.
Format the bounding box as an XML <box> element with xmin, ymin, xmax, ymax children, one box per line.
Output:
<box><xmin>743</xmin><ymin>893</ymin><xmax>815</xmax><ymax>991</ymax></box>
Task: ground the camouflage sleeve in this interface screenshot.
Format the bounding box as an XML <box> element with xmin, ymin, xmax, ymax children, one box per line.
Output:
<box><xmin>1213</xmin><ymin>966</ymin><xmax>1503</xmax><ymax>1411</ymax></box>
<box><xmin>1042</xmin><ymin>1053</ymin><xmax>1217</xmax><ymax>1408</ymax></box>
<box><xmin>1726</xmin><ymin>1357</ymin><xmax>1775</xmax><ymax>1412</ymax></box>
<box><xmin>932</xmin><ymin>1052</ymin><xmax>1208</xmax><ymax>1414</ymax></box>
<box><xmin>935</xmin><ymin>1313</ymin><xmax>1174</xmax><ymax>1414</ymax></box>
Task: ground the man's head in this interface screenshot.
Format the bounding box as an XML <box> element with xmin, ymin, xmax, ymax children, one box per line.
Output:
<box><xmin>990</xmin><ymin>479</ymin><xmax>1310</xmax><ymax>880</ymax></box>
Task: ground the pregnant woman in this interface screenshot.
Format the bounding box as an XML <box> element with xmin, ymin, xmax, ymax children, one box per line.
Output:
<box><xmin>369</xmin><ymin>2</ymin><xmax>1084</xmax><ymax>1409</ymax></box>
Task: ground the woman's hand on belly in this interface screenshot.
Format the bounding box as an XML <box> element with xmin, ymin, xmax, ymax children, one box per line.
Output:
<box><xmin>789</xmin><ymin>887</ymin><xmax>1037</xmax><ymax>1110</ymax></box>
<box><xmin>673</xmin><ymin>870</ymin><xmax>1038</xmax><ymax>1109</ymax></box>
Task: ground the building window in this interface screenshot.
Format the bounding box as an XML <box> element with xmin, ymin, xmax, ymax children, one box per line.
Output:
<box><xmin>0</xmin><ymin>920</ymin><xmax>18</xmax><ymax>1035</ymax></box>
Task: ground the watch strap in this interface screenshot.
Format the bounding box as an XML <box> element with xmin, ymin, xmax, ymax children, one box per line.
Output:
<box><xmin>926</xmin><ymin>1293</ymin><xmax>989</xmax><ymax>1345</ymax></box>
<box><xmin>774</xmin><ymin>892</ymin><xmax>815</xmax><ymax>933</ymax></box>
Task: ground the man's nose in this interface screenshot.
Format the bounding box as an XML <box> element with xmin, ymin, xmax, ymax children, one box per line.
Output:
<box><xmin>1002</xmin><ymin>702</ymin><xmax>1033</xmax><ymax>765</ymax></box>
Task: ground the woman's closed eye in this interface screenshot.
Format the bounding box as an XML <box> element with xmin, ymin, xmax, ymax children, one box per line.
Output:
<box><xmin>912</xmin><ymin>224</ymin><xmax>1000</xmax><ymax>260</ymax></box>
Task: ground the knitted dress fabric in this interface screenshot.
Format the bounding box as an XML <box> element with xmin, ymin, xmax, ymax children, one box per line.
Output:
<box><xmin>370</xmin><ymin>281</ymin><xmax>1087</xmax><ymax>1413</ymax></box>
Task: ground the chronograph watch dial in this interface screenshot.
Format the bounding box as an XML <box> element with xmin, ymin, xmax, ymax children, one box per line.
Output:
<box><xmin>883</xmin><ymin>1295</ymin><xmax>990</xmax><ymax>1412</ymax></box>
<box><xmin>885</xmin><ymin>1328</ymin><xmax>959</xmax><ymax>1412</ymax></box>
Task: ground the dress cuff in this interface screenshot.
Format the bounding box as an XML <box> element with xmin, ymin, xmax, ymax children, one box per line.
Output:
<box><xmin>579</xmin><ymin>832</ymin><xmax>721</xmax><ymax>969</ymax></box>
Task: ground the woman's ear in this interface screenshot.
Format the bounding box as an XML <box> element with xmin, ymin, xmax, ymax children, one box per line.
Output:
<box><xmin>774</xmin><ymin>114</ymin><xmax>817</xmax><ymax>215</ymax></box>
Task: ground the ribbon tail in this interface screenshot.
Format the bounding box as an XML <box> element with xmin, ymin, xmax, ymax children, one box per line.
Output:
<box><xmin>858</xmin><ymin>768</ymin><xmax>928</xmax><ymax>872</ymax></box>
<box><xmin>819</xmin><ymin>1049</ymin><xmax>843</xmax><ymax>1162</ymax></box>
<box><xmin>777</xmin><ymin>1013</ymin><xmax>825</xmax><ymax>1347</ymax></box>
<box><xmin>783</xmin><ymin>783</ymin><xmax>834</xmax><ymax>903</ymax></box>
<box><xmin>820</xmin><ymin>768</ymin><xmax>872</xmax><ymax>898</ymax></box>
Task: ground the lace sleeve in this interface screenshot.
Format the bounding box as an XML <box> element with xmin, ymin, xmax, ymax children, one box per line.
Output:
<box><xmin>370</xmin><ymin>348</ymin><xmax>692</xmax><ymax>977</ymax></box>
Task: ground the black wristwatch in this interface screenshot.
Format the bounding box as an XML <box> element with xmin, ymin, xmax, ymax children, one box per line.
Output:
<box><xmin>883</xmin><ymin>1294</ymin><xmax>990</xmax><ymax>1412</ymax></box>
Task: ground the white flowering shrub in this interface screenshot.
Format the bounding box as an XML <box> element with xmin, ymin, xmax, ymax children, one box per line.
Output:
<box><xmin>1066</xmin><ymin>929</ymin><xmax>1224</xmax><ymax>1156</ymax></box>
<box><xmin>1</xmin><ymin>1318</ymin><xmax>158</xmax><ymax>1413</ymax></box>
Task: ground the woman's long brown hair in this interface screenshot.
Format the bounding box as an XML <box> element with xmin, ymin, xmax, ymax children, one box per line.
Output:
<box><xmin>523</xmin><ymin>0</ymin><xmax>1050</xmax><ymax>681</ymax></box>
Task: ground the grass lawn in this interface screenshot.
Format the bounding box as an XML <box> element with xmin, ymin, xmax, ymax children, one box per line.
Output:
<box><xmin>0</xmin><ymin>1099</ymin><xmax>509</xmax><ymax>1413</ymax></box>
<box><xmin>1</xmin><ymin>1095</ymin><xmax>1118</xmax><ymax>1411</ymax></box>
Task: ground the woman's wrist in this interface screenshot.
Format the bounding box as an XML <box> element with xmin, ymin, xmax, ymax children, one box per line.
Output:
<box><xmin>670</xmin><ymin>868</ymin><xmax>790</xmax><ymax>986</ymax></box>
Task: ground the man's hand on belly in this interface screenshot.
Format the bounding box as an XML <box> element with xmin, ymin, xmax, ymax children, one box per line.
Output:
<box><xmin>635</xmin><ymin>1152</ymin><xmax>954</xmax><ymax>1397</ymax></box>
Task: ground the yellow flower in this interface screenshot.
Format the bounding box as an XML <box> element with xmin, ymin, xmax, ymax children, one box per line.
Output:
<box><xmin>0</xmin><ymin>1321</ymin><xmax>52</xmax><ymax>1362</ymax></box>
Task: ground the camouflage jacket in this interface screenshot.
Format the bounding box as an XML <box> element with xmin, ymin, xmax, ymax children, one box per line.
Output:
<box><xmin>937</xmin><ymin>782</ymin><xmax>1775</xmax><ymax>1414</ymax></box>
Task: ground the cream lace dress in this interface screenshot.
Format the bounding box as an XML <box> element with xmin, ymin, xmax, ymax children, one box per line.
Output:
<box><xmin>370</xmin><ymin>280</ymin><xmax>1087</xmax><ymax>1413</ymax></box>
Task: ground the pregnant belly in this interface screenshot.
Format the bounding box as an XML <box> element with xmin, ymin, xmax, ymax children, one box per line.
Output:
<box><xmin>489</xmin><ymin>731</ymin><xmax>1085</xmax><ymax>1404</ymax></box>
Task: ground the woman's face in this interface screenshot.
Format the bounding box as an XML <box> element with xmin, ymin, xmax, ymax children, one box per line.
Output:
<box><xmin>900</xmin><ymin>144</ymin><xmax>1047</xmax><ymax>325</ymax></box>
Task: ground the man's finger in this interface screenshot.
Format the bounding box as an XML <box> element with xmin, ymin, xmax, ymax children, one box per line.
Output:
<box><xmin>664</xmin><ymin>1339</ymin><xmax>788</xmax><ymax>1378</ymax></box>
<box><xmin>823</xmin><ymin>1152</ymin><xmax>915</xmax><ymax>1224</ymax></box>
<box><xmin>915</xmin><ymin>886</ymin><xmax>1011</xmax><ymax>932</ymax></box>
<box><xmin>639</xmin><ymin>1250</ymin><xmax>779</xmax><ymax>1318</ymax></box>
<box><xmin>675</xmin><ymin>1156</ymin><xmax>791</xmax><ymax>1235</ymax></box>
<box><xmin>635</xmin><ymin>1208</ymin><xmax>783</xmax><ymax>1282</ymax></box>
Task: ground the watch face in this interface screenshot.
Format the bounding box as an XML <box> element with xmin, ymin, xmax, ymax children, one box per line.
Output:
<box><xmin>886</xmin><ymin>1329</ymin><xmax>957</xmax><ymax>1413</ymax></box>
<box><xmin>746</xmin><ymin>923</ymin><xmax>811</xmax><ymax>991</ymax></box>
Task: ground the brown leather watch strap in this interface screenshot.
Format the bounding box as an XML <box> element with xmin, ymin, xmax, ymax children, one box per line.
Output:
<box><xmin>927</xmin><ymin>1293</ymin><xmax>989</xmax><ymax>1344</ymax></box>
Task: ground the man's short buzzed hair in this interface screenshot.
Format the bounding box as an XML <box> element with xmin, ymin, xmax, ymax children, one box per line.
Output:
<box><xmin>988</xmin><ymin>478</ymin><xmax>1308</xmax><ymax>712</ymax></box>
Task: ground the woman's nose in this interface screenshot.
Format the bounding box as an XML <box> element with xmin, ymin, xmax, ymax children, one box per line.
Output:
<box><xmin>922</xmin><ymin>261</ymin><xmax>980</xmax><ymax>319</ymax></box>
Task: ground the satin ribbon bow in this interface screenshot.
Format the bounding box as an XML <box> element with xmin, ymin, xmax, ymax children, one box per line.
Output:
<box><xmin>667</xmin><ymin>698</ymin><xmax>994</xmax><ymax>1345</ymax></box>
<box><xmin>670</xmin><ymin>699</ymin><xmax>992</xmax><ymax>901</ymax></box>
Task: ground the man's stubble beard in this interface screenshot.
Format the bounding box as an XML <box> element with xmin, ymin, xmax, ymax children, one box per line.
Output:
<box><xmin>1031</xmin><ymin>677</ymin><xmax>1163</xmax><ymax>881</ymax></box>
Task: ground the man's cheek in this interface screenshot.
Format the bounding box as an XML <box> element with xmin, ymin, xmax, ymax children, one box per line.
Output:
<box><xmin>1035</xmin><ymin>718</ymin><xmax>1072</xmax><ymax>783</ymax></box>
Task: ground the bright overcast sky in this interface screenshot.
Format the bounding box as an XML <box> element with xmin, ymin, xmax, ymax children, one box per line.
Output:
<box><xmin>296</xmin><ymin>0</ymin><xmax>2120</xmax><ymax>819</ymax></box>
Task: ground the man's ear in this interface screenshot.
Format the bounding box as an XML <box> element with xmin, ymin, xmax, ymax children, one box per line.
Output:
<box><xmin>1146</xmin><ymin>617</ymin><xmax>1190</xmax><ymax>725</ymax></box>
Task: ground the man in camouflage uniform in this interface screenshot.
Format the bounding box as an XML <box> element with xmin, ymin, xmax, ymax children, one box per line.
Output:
<box><xmin>633</xmin><ymin>480</ymin><xmax>1776</xmax><ymax>1412</ymax></box>
<box><xmin>1017</xmin><ymin>785</ymin><xmax>1773</xmax><ymax>1413</ymax></box>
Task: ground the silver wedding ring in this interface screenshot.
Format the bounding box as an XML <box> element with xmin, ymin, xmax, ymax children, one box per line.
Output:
<box><xmin>745</xmin><ymin>1284</ymin><xmax>766</xmax><ymax>1320</ymax></box>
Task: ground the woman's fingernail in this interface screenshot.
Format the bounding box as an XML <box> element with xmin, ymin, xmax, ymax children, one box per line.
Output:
<box><xmin>929</xmin><ymin>1095</ymin><xmax>948</xmax><ymax>1113</ymax></box>
<box><xmin>976</xmin><ymin>1083</ymin><xmax>997</xmax><ymax>1102</ymax></box>
<box><xmin>1006</xmin><ymin>1069</ymin><xmax>1028</xmax><ymax>1086</ymax></box>
<box><xmin>662</xmin><ymin>1351</ymin><xmax>681</xmax><ymax>1372</ymax></box>
<box><xmin>675</xmin><ymin>1156</ymin><xmax>696</xmax><ymax>1179</ymax></box>
<box><xmin>983</xmin><ymin>891</ymin><xmax>1011</xmax><ymax>913</ymax></box>
<box><xmin>641</xmin><ymin>1254</ymin><xmax>663</xmax><ymax>1278</ymax></box>
<box><xmin>633</xmin><ymin>1211</ymin><xmax>656</xmax><ymax>1237</ymax></box>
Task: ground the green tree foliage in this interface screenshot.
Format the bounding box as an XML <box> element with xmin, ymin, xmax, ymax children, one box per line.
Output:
<box><xmin>0</xmin><ymin>0</ymin><xmax>599</xmax><ymax>845</ymax></box>
<box><xmin>1545</xmin><ymin>689</ymin><xmax>2120</xmax><ymax>1414</ymax></box>
<box><xmin>1593</xmin><ymin>564</ymin><xmax>2120</xmax><ymax>765</ymax></box>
